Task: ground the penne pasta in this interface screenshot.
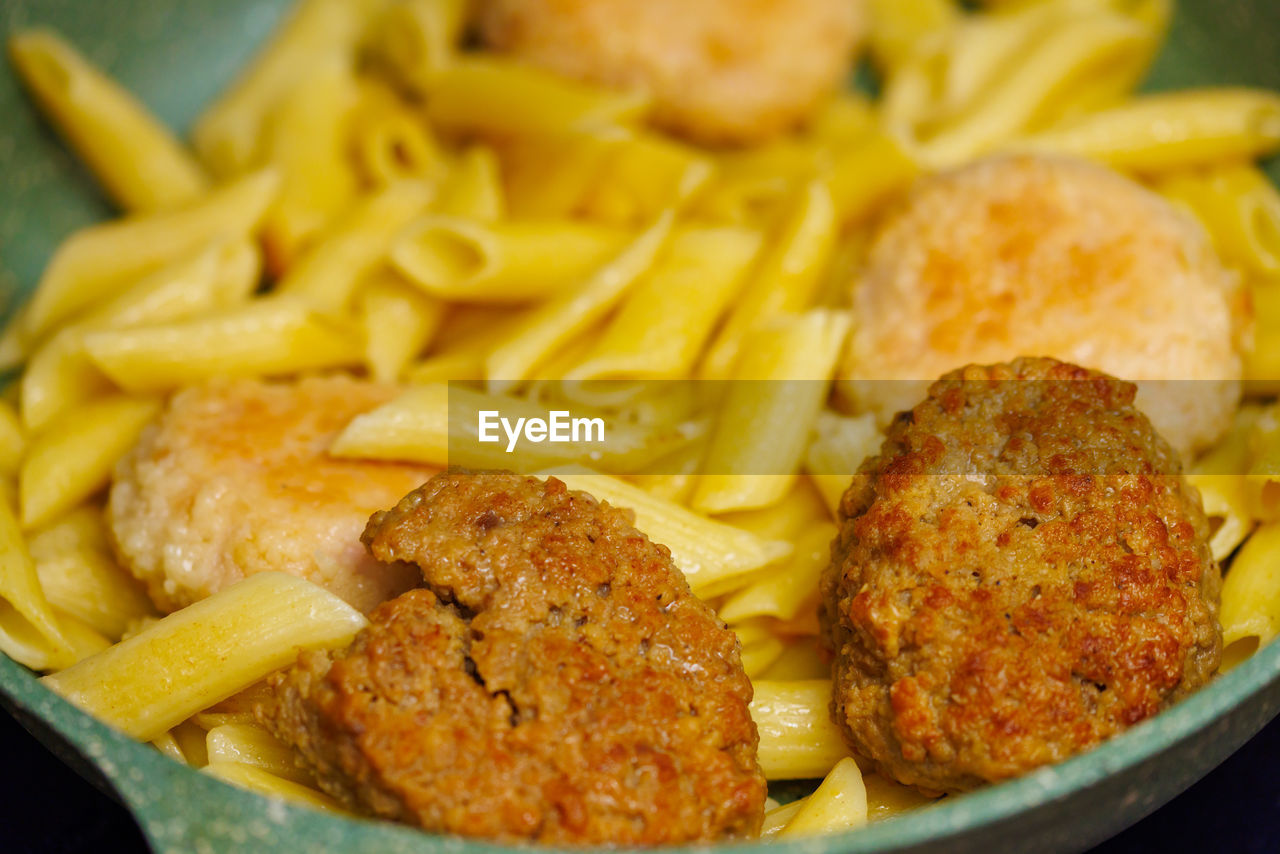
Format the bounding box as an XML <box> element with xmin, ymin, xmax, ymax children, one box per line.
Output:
<box><xmin>42</xmin><ymin>572</ymin><xmax>367</xmax><ymax>741</ymax></box>
<box><xmin>329</xmin><ymin>382</ymin><xmax>450</xmax><ymax>465</ymax></box>
<box><xmin>191</xmin><ymin>0</ymin><xmax>383</xmax><ymax>176</ymax></box>
<box><xmin>8</xmin><ymin>29</ymin><xmax>210</xmax><ymax>211</ymax></box>
<box><xmin>391</xmin><ymin>217</ymin><xmax>633</xmax><ymax>303</ymax></box>
<box><xmin>357</xmin><ymin>270</ymin><xmax>445</xmax><ymax>383</ymax></box>
<box><xmin>693</xmin><ymin>310</ymin><xmax>852</xmax><ymax>514</ymax></box>
<box><xmin>27</xmin><ymin>506</ymin><xmax>156</xmax><ymax>640</ymax></box>
<box><xmin>17</xmin><ymin>169</ymin><xmax>278</xmax><ymax>345</ymax></box>
<box><xmin>82</xmin><ymin>297</ymin><xmax>363</xmax><ymax>393</ymax></box>
<box><xmin>19</xmin><ymin>395</ymin><xmax>160</xmax><ymax>530</ymax></box>
<box><xmin>750</xmin><ymin>679</ymin><xmax>853</xmax><ymax>780</ymax></box>
<box><xmin>432</xmin><ymin>145</ymin><xmax>506</xmax><ymax>221</ymax></box>
<box><xmin>546</xmin><ymin>470</ymin><xmax>792</xmax><ymax>595</ymax></box>
<box><xmin>21</xmin><ymin>239</ymin><xmax>259</xmax><ymax>431</ymax></box>
<box><xmin>486</xmin><ymin>211</ymin><xmax>676</xmax><ymax>390</ymax></box>
<box><xmin>1157</xmin><ymin>164</ymin><xmax>1280</xmax><ymax>278</ymax></box>
<box><xmin>204</xmin><ymin>762</ymin><xmax>346</xmax><ymax>813</ymax></box>
<box><xmin>1247</xmin><ymin>280</ymin><xmax>1280</xmax><ymax>392</ymax></box>
<box><xmin>0</xmin><ymin>494</ymin><xmax>75</xmax><ymax>671</ymax></box>
<box><xmin>206</xmin><ymin>723</ymin><xmax>313</xmax><ymax>785</ymax></box>
<box><xmin>719</xmin><ymin>523</ymin><xmax>838</xmax><ymax>624</ymax></box>
<box><xmin>823</xmin><ymin>131</ymin><xmax>919</xmax><ymax>225</ymax></box>
<box><xmin>259</xmin><ymin>55</ymin><xmax>361</xmax><ymax>274</ymax></box>
<box><xmin>760</xmin><ymin>800</ymin><xmax>805</xmax><ymax>839</ymax></box>
<box><xmin>863</xmin><ymin>773</ymin><xmax>938</xmax><ymax>821</ymax></box>
<box><xmin>366</xmin><ymin>0</ymin><xmax>469</xmax><ymax>91</ymax></box>
<box><xmin>0</xmin><ymin>400</ymin><xmax>24</xmax><ymax>477</ymax></box>
<box><xmin>758</xmin><ymin>639</ymin><xmax>830</xmax><ymax>682</ymax></box>
<box><xmin>277</xmin><ymin>180</ymin><xmax>434</xmax><ymax>312</ymax></box>
<box><xmin>1187</xmin><ymin>474</ymin><xmax>1254</xmax><ymax>562</ymax></box>
<box><xmin>53</xmin><ymin>608</ymin><xmax>114</xmax><ymax>665</ymax></box>
<box><xmin>424</xmin><ymin>57</ymin><xmax>650</xmax><ymax>139</ymax></box>
<box><xmin>1218</xmin><ymin>520</ymin><xmax>1280</xmax><ymax>670</ymax></box>
<box><xmin>1011</xmin><ymin>88</ymin><xmax>1280</xmax><ymax>172</ymax></box>
<box><xmin>568</xmin><ymin>225</ymin><xmax>763</xmax><ymax>380</ymax></box>
<box><xmin>778</xmin><ymin>757</ymin><xmax>868</xmax><ymax>837</ymax></box>
<box><xmin>699</xmin><ymin>181</ymin><xmax>838</xmax><ymax>380</ymax></box>
<box><xmin>349</xmin><ymin>78</ymin><xmax>450</xmax><ymax>191</ymax></box>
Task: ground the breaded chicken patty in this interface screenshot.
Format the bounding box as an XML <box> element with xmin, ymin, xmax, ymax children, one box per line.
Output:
<box><xmin>820</xmin><ymin>358</ymin><xmax>1222</xmax><ymax>794</ymax></box>
<box><xmin>838</xmin><ymin>154</ymin><xmax>1247</xmax><ymax>457</ymax></box>
<box><xmin>262</xmin><ymin>472</ymin><xmax>765</xmax><ymax>844</ymax></box>
<box><xmin>107</xmin><ymin>376</ymin><xmax>435</xmax><ymax>613</ymax></box>
<box><xmin>476</xmin><ymin>0</ymin><xmax>864</xmax><ymax>145</ymax></box>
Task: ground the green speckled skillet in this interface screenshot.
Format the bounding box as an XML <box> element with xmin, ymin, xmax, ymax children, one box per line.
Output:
<box><xmin>1</xmin><ymin>2</ymin><xmax>1279</xmax><ymax>852</ymax></box>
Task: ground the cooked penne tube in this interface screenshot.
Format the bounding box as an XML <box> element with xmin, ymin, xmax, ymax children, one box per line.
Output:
<box><xmin>204</xmin><ymin>762</ymin><xmax>346</xmax><ymax>813</ymax></box>
<box><xmin>1247</xmin><ymin>280</ymin><xmax>1280</xmax><ymax>391</ymax></box>
<box><xmin>259</xmin><ymin>55</ymin><xmax>360</xmax><ymax>274</ymax></box>
<box><xmin>732</xmin><ymin>619</ymin><xmax>787</xmax><ymax>678</ymax></box>
<box><xmin>28</xmin><ymin>506</ymin><xmax>156</xmax><ymax>640</ymax></box>
<box><xmin>568</xmin><ymin>225</ymin><xmax>763</xmax><ymax>380</ymax></box>
<box><xmin>358</xmin><ymin>270</ymin><xmax>445</xmax><ymax>382</ymax></box>
<box><xmin>758</xmin><ymin>639</ymin><xmax>830</xmax><ymax>682</ymax></box>
<box><xmin>778</xmin><ymin>757</ymin><xmax>868</xmax><ymax>837</ymax></box>
<box><xmin>1157</xmin><ymin>164</ymin><xmax>1280</xmax><ymax>277</ymax></box>
<box><xmin>582</xmin><ymin>132</ymin><xmax>714</xmax><ymax>225</ymax></box>
<box><xmin>52</xmin><ymin>607</ymin><xmax>114</xmax><ymax>665</ymax></box>
<box><xmin>693</xmin><ymin>310</ymin><xmax>851</xmax><ymax>514</ymax></box>
<box><xmin>866</xmin><ymin>0</ymin><xmax>958</xmax><ymax>69</ymax></box>
<box><xmin>424</xmin><ymin>57</ymin><xmax>650</xmax><ymax>138</ymax></box>
<box><xmin>1012</xmin><ymin>88</ymin><xmax>1280</xmax><ymax>172</ymax></box>
<box><xmin>503</xmin><ymin>131</ymin><xmax>617</xmax><ymax>219</ymax></box>
<box><xmin>1218</xmin><ymin>520</ymin><xmax>1280</xmax><ymax>670</ymax></box>
<box><xmin>716</xmin><ymin>479</ymin><xmax>832</xmax><ymax>542</ymax></box>
<box><xmin>824</xmin><ymin>131</ymin><xmax>919</xmax><ymax>225</ymax></box>
<box><xmin>19</xmin><ymin>168</ymin><xmax>278</xmax><ymax>343</ymax></box>
<box><xmin>21</xmin><ymin>239</ymin><xmax>259</xmax><ymax>431</ymax></box>
<box><xmin>82</xmin><ymin>297</ymin><xmax>363</xmax><ymax>392</ymax></box>
<box><xmin>546</xmin><ymin>469</ymin><xmax>791</xmax><ymax>595</ymax></box>
<box><xmin>8</xmin><ymin>30</ymin><xmax>210</xmax><ymax>211</ymax></box>
<box><xmin>329</xmin><ymin>382</ymin><xmax>449</xmax><ymax>465</ymax></box>
<box><xmin>19</xmin><ymin>395</ymin><xmax>160</xmax><ymax>530</ymax></box>
<box><xmin>42</xmin><ymin>572</ymin><xmax>367</xmax><ymax>741</ymax></box>
<box><xmin>432</xmin><ymin>145</ymin><xmax>505</xmax><ymax>221</ymax></box>
<box><xmin>719</xmin><ymin>523</ymin><xmax>837</xmax><ymax>623</ymax></box>
<box><xmin>486</xmin><ymin>212</ymin><xmax>676</xmax><ymax>389</ymax></box>
<box><xmin>760</xmin><ymin>800</ymin><xmax>806</xmax><ymax>839</ymax></box>
<box><xmin>151</xmin><ymin>730</ymin><xmax>186</xmax><ymax>763</ymax></box>
<box><xmin>909</xmin><ymin>14</ymin><xmax>1149</xmax><ymax>167</ymax></box>
<box><xmin>750</xmin><ymin>679</ymin><xmax>852</xmax><ymax>780</ymax></box>
<box><xmin>1187</xmin><ymin>474</ymin><xmax>1254</xmax><ymax>561</ymax></box>
<box><xmin>0</xmin><ymin>400</ymin><xmax>24</xmax><ymax>476</ymax></box>
<box><xmin>350</xmin><ymin>78</ymin><xmax>450</xmax><ymax>191</ymax></box>
<box><xmin>391</xmin><ymin>217</ymin><xmax>633</xmax><ymax>303</ymax></box>
<box><xmin>699</xmin><ymin>182</ymin><xmax>838</xmax><ymax>380</ymax></box>
<box><xmin>864</xmin><ymin>773</ymin><xmax>937</xmax><ymax>821</ymax></box>
<box><xmin>0</xmin><ymin>495</ymin><xmax>75</xmax><ymax>670</ymax></box>
<box><xmin>170</xmin><ymin>720</ymin><xmax>211</xmax><ymax>768</ymax></box>
<box><xmin>191</xmin><ymin>0</ymin><xmax>383</xmax><ymax>176</ymax></box>
<box><xmin>366</xmin><ymin>0</ymin><xmax>469</xmax><ymax>91</ymax></box>
<box><xmin>205</xmin><ymin>723</ymin><xmax>312</xmax><ymax>785</ymax></box>
<box><xmin>278</xmin><ymin>180</ymin><xmax>434</xmax><ymax>312</ymax></box>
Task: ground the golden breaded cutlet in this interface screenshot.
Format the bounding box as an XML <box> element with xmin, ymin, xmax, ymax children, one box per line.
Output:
<box><xmin>108</xmin><ymin>375</ymin><xmax>437</xmax><ymax>613</ymax></box>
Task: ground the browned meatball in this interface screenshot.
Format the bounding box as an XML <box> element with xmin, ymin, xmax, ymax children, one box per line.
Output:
<box><xmin>820</xmin><ymin>358</ymin><xmax>1222</xmax><ymax>794</ymax></box>
<box><xmin>475</xmin><ymin>0</ymin><xmax>864</xmax><ymax>145</ymax></box>
<box><xmin>262</xmin><ymin>472</ymin><xmax>765</xmax><ymax>844</ymax></box>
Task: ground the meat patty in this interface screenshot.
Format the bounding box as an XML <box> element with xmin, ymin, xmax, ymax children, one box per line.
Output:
<box><xmin>820</xmin><ymin>358</ymin><xmax>1222</xmax><ymax>793</ymax></box>
<box><xmin>475</xmin><ymin>0</ymin><xmax>864</xmax><ymax>145</ymax></box>
<box><xmin>262</xmin><ymin>471</ymin><xmax>765</xmax><ymax>844</ymax></box>
<box><xmin>107</xmin><ymin>375</ymin><xmax>435</xmax><ymax>613</ymax></box>
<box><xmin>838</xmin><ymin>154</ymin><xmax>1248</xmax><ymax>457</ymax></box>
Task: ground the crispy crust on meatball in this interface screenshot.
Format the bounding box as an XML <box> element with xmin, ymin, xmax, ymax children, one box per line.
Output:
<box><xmin>475</xmin><ymin>0</ymin><xmax>864</xmax><ymax>145</ymax></box>
<box><xmin>820</xmin><ymin>358</ymin><xmax>1222</xmax><ymax>793</ymax></box>
<box><xmin>262</xmin><ymin>472</ymin><xmax>765</xmax><ymax>844</ymax></box>
<box><xmin>838</xmin><ymin>154</ymin><xmax>1248</xmax><ymax>457</ymax></box>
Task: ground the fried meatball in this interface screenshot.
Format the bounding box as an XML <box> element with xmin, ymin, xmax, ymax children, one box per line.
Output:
<box><xmin>107</xmin><ymin>376</ymin><xmax>435</xmax><ymax>613</ymax></box>
<box><xmin>820</xmin><ymin>358</ymin><xmax>1222</xmax><ymax>794</ymax></box>
<box><xmin>262</xmin><ymin>472</ymin><xmax>765</xmax><ymax>844</ymax></box>
<box><xmin>838</xmin><ymin>154</ymin><xmax>1248</xmax><ymax>457</ymax></box>
<box><xmin>475</xmin><ymin>0</ymin><xmax>864</xmax><ymax>145</ymax></box>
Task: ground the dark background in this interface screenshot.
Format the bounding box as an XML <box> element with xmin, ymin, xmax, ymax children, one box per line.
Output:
<box><xmin>1</xmin><ymin>708</ymin><xmax>1276</xmax><ymax>854</ymax></box>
